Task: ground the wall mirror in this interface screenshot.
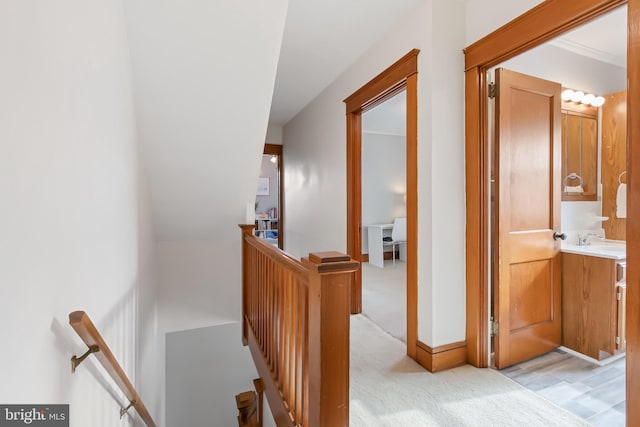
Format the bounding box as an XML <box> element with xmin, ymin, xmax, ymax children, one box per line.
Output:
<box><xmin>561</xmin><ymin>98</ymin><xmax>598</xmax><ymax>201</ymax></box>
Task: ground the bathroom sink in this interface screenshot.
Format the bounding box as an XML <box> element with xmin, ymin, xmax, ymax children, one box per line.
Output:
<box><xmin>585</xmin><ymin>244</ymin><xmax>625</xmax><ymax>252</ymax></box>
<box><xmin>561</xmin><ymin>241</ymin><xmax>626</xmax><ymax>259</ymax></box>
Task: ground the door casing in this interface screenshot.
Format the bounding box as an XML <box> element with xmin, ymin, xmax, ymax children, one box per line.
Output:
<box><xmin>344</xmin><ymin>49</ymin><xmax>419</xmax><ymax>360</ymax></box>
<box><xmin>463</xmin><ymin>0</ymin><xmax>640</xmax><ymax>425</ymax></box>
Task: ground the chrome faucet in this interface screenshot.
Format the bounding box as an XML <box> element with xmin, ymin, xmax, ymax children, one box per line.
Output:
<box><xmin>577</xmin><ymin>233</ymin><xmax>604</xmax><ymax>246</ymax></box>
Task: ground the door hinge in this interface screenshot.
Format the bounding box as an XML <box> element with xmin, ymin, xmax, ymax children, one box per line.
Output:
<box><xmin>616</xmin><ymin>336</ymin><xmax>621</xmax><ymax>346</ymax></box>
<box><xmin>490</xmin><ymin>319</ymin><xmax>499</xmax><ymax>337</ymax></box>
<box><xmin>616</xmin><ymin>291</ymin><xmax>621</xmax><ymax>301</ymax></box>
<box><xmin>488</xmin><ymin>82</ymin><xmax>497</xmax><ymax>99</ymax></box>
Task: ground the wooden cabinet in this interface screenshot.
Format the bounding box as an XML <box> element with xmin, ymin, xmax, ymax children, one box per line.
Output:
<box><xmin>562</xmin><ymin>253</ymin><xmax>625</xmax><ymax>360</ymax></box>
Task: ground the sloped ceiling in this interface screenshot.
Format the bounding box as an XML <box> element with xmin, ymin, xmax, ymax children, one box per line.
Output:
<box><xmin>269</xmin><ymin>0</ymin><xmax>426</xmax><ymax>126</ymax></box>
<box><xmin>124</xmin><ymin>0</ymin><xmax>288</xmax><ymax>240</ymax></box>
<box><xmin>123</xmin><ymin>0</ymin><xmax>428</xmax><ymax>240</ymax></box>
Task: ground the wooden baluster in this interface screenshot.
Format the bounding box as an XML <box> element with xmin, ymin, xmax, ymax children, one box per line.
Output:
<box><xmin>295</xmin><ymin>283</ymin><xmax>304</xmax><ymax>425</ymax></box>
<box><xmin>239</xmin><ymin>224</ymin><xmax>359</xmax><ymax>426</ymax></box>
<box><xmin>254</xmin><ymin>378</ymin><xmax>265</xmax><ymax>427</ymax></box>
<box><xmin>239</xmin><ymin>225</ymin><xmax>255</xmax><ymax>345</ymax></box>
<box><xmin>290</xmin><ymin>279</ymin><xmax>297</xmax><ymax>421</ymax></box>
<box><xmin>303</xmin><ymin>252</ymin><xmax>359</xmax><ymax>427</ymax></box>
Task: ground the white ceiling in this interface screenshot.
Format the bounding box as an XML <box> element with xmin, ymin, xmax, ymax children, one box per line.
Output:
<box><xmin>268</xmin><ymin>0</ymin><xmax>425</xmax><ymax>126</ymax></box>
<box><xmin>549</xmin><ymin>5</ymin><xmax>627</xmax><ymax>68</ymax></box>
<box><xmin>362</xmin><ymin>91</ymin><xmax>407</xmax><ymax>137</ymax></box>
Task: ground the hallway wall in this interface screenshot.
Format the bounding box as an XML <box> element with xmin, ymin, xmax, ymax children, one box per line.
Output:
<box><xmin>0</xmin><ymin>0</ymin><xmax>161</xmax><ymax>425</ymax></box>
<box><xmin>166</xmin><ymin>323</ymin><xmax>276</xmax><ymax>427</ymax></box>
<box><xmin>282</xmin><ymin>0</ymin><xmax>557</xmax><ymax>348</ymax></box>
<box><xmin>283</xmin><ymin>0</ymin><xmax>466</xmax><ymax>347</ymax></box>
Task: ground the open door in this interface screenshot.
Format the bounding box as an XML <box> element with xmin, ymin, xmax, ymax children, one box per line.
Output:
<box><xmin>494</xmin><ymin>68</ymin><xmax>563</xmax><ymax>369</ymax></box>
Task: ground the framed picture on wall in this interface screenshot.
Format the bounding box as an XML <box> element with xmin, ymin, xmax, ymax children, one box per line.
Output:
<box><xmin>257</xmin><ymin>177</ymin><xmax>269</xmax><ymax>195</ymax></box>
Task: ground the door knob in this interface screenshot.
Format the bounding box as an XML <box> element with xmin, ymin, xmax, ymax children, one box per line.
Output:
<box><xmin>553</xmin><ymin>232</ymin><xmax>567</xmax><ymax>241</ymax></box>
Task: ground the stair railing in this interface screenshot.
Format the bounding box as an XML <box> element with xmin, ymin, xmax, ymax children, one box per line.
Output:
<box><xmin>69</xmin><ymin>310</ymin><xmax>156</xmax><ymax>427</ymax></box>
<box><xmin>239</xmin><ymin>225</ymin><xmax>358</xmax><ymax>427</ymax></box>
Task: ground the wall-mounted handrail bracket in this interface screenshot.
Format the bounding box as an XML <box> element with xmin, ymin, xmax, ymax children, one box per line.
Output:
<box><xmin>120</xmin><ymin>400</ymin><xmax>137</xmax><ymax>419</ymax></box>
<box><xmin>71</xmin><ymin>345</ymin><xmax>100</xmax><ymax>373</ymax></box>
<box><xmin>68</xmin><ymin>310</ymin><xmax>156</xmax><ymax>426</ymax></box>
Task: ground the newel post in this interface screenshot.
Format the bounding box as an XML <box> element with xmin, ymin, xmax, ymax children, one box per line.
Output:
<box><xmin>239</xmin><ymin>224</ymin><xmax>255</xmax><ymax>346</ymax></box>
<box><xmin>302</xmin><ymin>251</ymin><xmax>359</xmax><ymax>427</ymax></box>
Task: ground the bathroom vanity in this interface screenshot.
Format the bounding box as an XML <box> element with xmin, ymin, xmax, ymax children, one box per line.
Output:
<box><xmin>561</xmin><ymin>240</ymin><xmax>626</xmax><ymax>360</ymax></box>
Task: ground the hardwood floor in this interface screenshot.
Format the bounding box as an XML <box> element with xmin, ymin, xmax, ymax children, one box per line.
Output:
<box><xmin>499</xmin><ymin>349</ymin><xmax>625</xmax><ymax>426</ymax></box>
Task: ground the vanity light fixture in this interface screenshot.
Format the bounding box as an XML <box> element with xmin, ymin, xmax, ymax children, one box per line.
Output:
<box><xmin>561</xmin><ymin>89</ymin><xmax>605</xmax><ymax>107</ymax></box>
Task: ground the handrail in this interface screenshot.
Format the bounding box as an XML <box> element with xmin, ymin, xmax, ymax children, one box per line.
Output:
<box><xmin>239</xmin><ymin>225</ymin><xmax>359</xmax><ymax>427</ymax></box>
<box><xmin>69</xmin><ymin>310</ymin><xmax>156</xmax><ymax>427</ymax></box>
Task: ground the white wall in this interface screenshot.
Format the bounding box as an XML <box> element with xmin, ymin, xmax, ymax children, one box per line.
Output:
<box><xmin>361</xmin><ymin>133</ymin><xmax>406</xmax><ymax>254</ymax></box>
<box><xmin>166</xmin><ymin>323</ymin><xmax>275</xmax><ymax>427</ymax></box>
<box><xmin>266</xmin><ymin>124</ymin><xmax>284</xmax><ymax>145</ymax></box>
<box><xmin>465</xmin><ymin>0</ymin><xmax>543</xmax><ymax>45</ymax></box>
<box><xmin>157</xmin><ymin>242</ymin><xmax>241</xmax><ymax>335</ymax></box>
<box><xmin>283</xmin><ymin>0</ymin><xmax>466</xmax><ymax>346</ymax></box>
<box><xmin>561</xmin><ymin>201</ymin><xmax>606</xmax><ymax>243</ymax></box>
<box><xmin>0</xmin><ymin>0</ymin><xmax>160</xmax><ymax>425</ymax></box>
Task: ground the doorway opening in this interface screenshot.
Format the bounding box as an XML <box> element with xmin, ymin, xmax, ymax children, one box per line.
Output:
<box><xmin>255</xmin><ymin>143</ymin><xmax>283</xmax><ymax>249</ymax></box>
<box><xmin>464</xmin><ymin>0</ymin><xmax>636</xmax><ymax>425</ymax></box>
<box><xmin>360</xmin><ymin>89</ymin><xmax>408</xmax><ymax>342</ymax></box>
<box><xmin>344</xmin><ymin>49</ymin><xmax>419</xmax><ymax>359</ymax></box>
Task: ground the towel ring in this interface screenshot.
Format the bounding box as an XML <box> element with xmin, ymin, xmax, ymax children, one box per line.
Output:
<box><xmin>563</xmin><ymin>172</ymin><xmax>583</xmax><ymax>187</ymax></box>
<box><xmin>618</xmin><ymin>171</ymin><xmax>627</xmax><ymax>184</ymax></box>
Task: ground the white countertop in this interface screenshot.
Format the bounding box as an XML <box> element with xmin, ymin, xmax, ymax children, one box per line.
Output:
<box><xmin>561</xmin><ymin>240</ymin><xmax>626</xmax><ymax>260</ymax></box>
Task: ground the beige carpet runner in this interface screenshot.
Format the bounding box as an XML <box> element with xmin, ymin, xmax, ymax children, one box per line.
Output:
<box><xmin>350</xmin><ymin>315</ymin><xmax>591</xmax><ymax>426</ymax></box>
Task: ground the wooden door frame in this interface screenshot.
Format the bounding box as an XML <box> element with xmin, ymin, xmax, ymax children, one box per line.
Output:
<box><xmin>464</xmin><ymin>0</ymin><xmax>639</xmax><ymax>424</ymax></box>
<box><xmin>344</xmin><ymin>49</ymin><xmax>419</xmax><ymax>359</ymax></box>
<box><xmin>264</xmin><ymin>143</ymin><xmax>284</xmax><ymax>249</ymax></box>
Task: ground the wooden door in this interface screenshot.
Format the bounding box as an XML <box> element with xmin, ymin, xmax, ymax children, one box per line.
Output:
<box><xmin>494</xmin><ymin>68</ymin><xmax>562</xmax><ymax>369</ymax></box>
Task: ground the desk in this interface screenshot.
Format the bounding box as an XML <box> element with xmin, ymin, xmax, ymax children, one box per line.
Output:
<box><xmin>367</xmin><ymin>224</ymin><xmax>393</xmax><ymax>268</ymax></box>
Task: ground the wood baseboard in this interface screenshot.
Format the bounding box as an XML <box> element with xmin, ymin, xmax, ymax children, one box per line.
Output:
<box><xmin>361</xmin><ymin>252</ymin><xmax>395</xmax><ymax>263</ymax></box>
<box><xmin>415</xmin><ymin>340</ymin><xmax>467</xmax><ymax>372</ymax></box>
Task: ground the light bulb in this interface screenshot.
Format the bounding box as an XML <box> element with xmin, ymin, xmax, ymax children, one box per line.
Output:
<box><xmin>571</xmin><ymin>91</ymin><xmax>585</xmax><ymax>103</ymax></box>
<box><xmin>591</xmin><ymin>96</ymin><xmax>605</xmax><ymax>107</ymax></box>
<box><xmin>561</xmin><ymin>89</ymin><xmax>575</xmax><ymax>101</ymax></box>
<box><xmin>581</xmin><ymin>93</ymin><xmax>595</xmax><ymax>105</ymax></box>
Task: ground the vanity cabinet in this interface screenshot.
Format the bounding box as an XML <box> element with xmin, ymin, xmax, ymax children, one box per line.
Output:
<box><xmin>562</xmin><ymin>253</ymin><xmax>626</xmax><ymax>360</ymax></box>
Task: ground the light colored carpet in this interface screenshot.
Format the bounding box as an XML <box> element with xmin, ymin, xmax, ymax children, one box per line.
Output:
<box><xmin>350</xmin><ymin>315</ymin><xmax>592</xmax><ymax>426</ymax></box>
<box><xmin>361</xmin><ymin>260</ymin><xmax>406</xmax><ymax>342</ymax></box>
